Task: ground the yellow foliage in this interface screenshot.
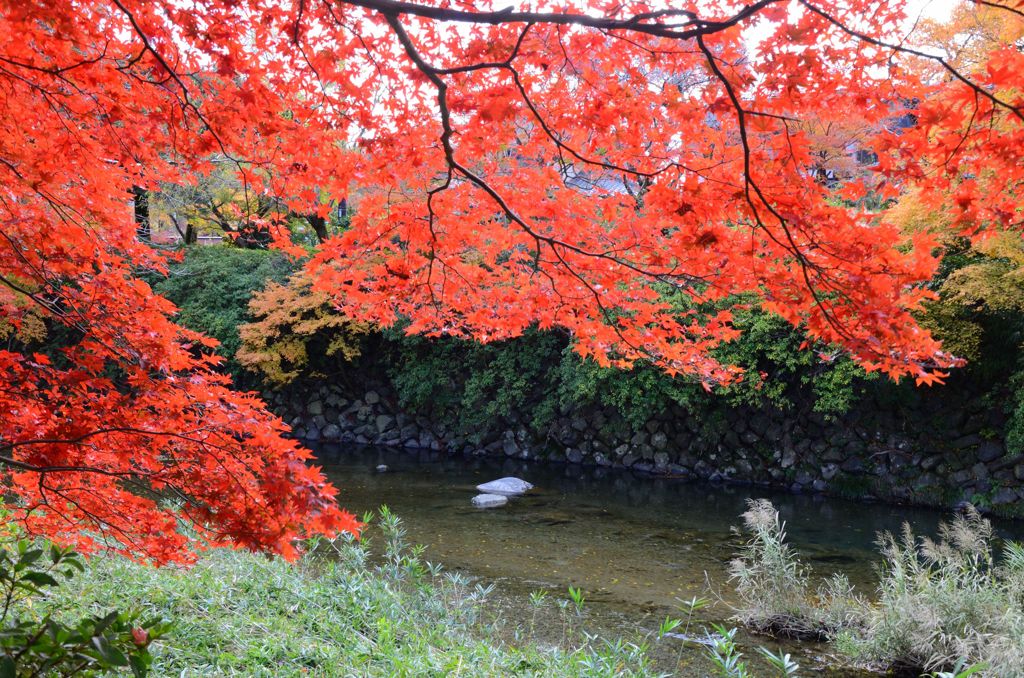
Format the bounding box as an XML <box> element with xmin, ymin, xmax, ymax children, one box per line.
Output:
<box><xmin>916</xmin><ymin>2</ymin><xmax>1024</xmax><ymax>76</ymax></box>
<box><xmin>918</xmin><ymin>298</ymin><xmax>983</xmax><ymax>362</ymax></box>
<box><xmin>943</xmin><ymin>233</ymin><xmax>1024</xmax><ymax>315</ymax></box>
<box><xmin>0</xmin><ymin>282</ymin><xmax>47</xmax><ymax>345</ymax></box>
<box><xmin>914</xmin><ymin>233</ymin><xmax>1024</xmax><ymax>363</ymax></box>
<box><xmin>884</xmin><ymin>188</ymin><xmax>956</xmax><ymax>241</ymax></box>
<box><xmin>238</xmin><ymin>272</ymin><xmax>368</xmax><ymax>386</ymax></box>
<box><xmin>889</xmin><ymin>189</ymin><xmax>1024</xmax><ymax>363</ymax></box>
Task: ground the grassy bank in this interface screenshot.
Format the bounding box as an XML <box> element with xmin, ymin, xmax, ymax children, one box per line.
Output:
<box><xmin>35</xmin><ymin>512</ymin><xmax>654</xmax><ymax>677</ymax></box>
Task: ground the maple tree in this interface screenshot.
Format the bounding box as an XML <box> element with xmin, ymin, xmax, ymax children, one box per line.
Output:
<box><xmin>1</xmin><ymin>0</ymin><xmax>1022</xmax><ymax>560</ymax></box>
<box><xmin>238</xmin><ymin>272</ymin><xmax>368</xmax><ymax>385</ymax></box>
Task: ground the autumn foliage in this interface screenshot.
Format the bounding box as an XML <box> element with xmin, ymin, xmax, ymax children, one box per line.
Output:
<box><xmin>1</xmin><ymin>0</ymin><xmax>1022</xmax><ymax>560</ymax></box>
<box><xmin>239</xmin><ymin>273</ymin><xmax>368</xmax><ymax>386</ymax></box>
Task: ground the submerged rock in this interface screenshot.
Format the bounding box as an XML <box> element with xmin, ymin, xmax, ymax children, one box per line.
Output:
<box><xmin>476</xmin><ymin>477</ymin><xmax>534</xmax><ymax>496</ymax></box>
<box><xmin>471</xmin><ymin>493</ymin><xmax>508</xmax><ymax>508</ymax></box>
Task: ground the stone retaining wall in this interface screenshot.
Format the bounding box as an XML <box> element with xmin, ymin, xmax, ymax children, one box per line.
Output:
<box><xmin>266</xmin><ymin>380</ymin><xmax>1023</xmax><ymax>516</ymax></box>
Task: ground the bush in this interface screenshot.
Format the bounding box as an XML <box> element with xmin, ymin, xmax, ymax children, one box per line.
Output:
<box><xmin>728</xmin><ymin>500</ymin><xmax>867</xmax><ymax>641</ymax></box>
<box><xmin>841</xmin><ymin>507</ymin><xmax>1024</xmax><ymax>675</ymax></box>
<box><xmin>384</xmin><ymin>329</ymin><xmax>569</xmax><ymax>440</ymax></box>
<box><xmin>714</xmin><ymin>308</ymin><xmax>874</xmax><ymax>417</ymax></box>
<box><xmin>729</xmin><ymin>500</ymin><xmax>813</xmax><ymax>637</ymax></box>
<box><xmin>913</xmin><ymin>232</ymin><xmax>1024</xmax><ymax>456</ymax></box>
<box><xmin>238</xmin><ymin>272</ymin><xmax>368</xmax><ymax>386</ymax></box>
<box><xmin>728</xmin><ymin>500</ymin><xmax>1023</xmax><ymax>676</ymax></box>
<box><xmin>382</xmin><ymin>304</ymin><xmax>872</xmax><ymax>441</ymax></box>
<box><xmin>0</xmin><ymin>518</ymin><xmax>167</xmax><ymax>676</ymax></box>
<box><xmin>552</xmin><ymin>351</ymin><xmax>704</xmax><ymax>431</ymax></box>
<box><xmin>150</xmin><ymin>246</ymin><xmax>297</xmax><ymax>376</ymax></box>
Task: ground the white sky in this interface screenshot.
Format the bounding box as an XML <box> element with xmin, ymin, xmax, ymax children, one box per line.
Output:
<box><xmin>908</xmin><ymin>0</ymin><xmax>959</xmax><ymax>23</ymax></box>
<box><xmin>740</xmin><ymin>0</ymin><xmax>963</xmax><ymax>60</ymax></box>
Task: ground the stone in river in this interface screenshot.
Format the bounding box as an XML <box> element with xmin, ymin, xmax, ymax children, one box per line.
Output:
<box><xmin>471</xmin><ymin>494</ymin><xmax>508</xmax><ymax>508</ymax></box>
<box><xmin>476</xmin><ymin>477</ymin><xmax>534</xmax><ymax>496</ymax></box>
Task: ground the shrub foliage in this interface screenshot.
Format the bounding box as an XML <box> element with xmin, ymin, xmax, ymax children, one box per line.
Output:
<box><xmin>238</xmin><ymin>272</ymin><xmax>368</xmax><ymax>386</ymax></box>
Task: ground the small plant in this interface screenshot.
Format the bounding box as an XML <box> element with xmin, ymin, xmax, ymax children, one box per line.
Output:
<box><xmin>729</xmin><ymin>500</ymin><xmax>824</xmax><ymax>639</ymax></box>
<box><xmin>929</xmin><ymin>658</ymin><xmax>988</xmax><ymax>678</ymax></box>
<box><xmin>703</xmin><ymin>626</ymin><xmax>802</xmax><ymax>678</ymax></box>
<box><xmin>567</xmin><ymin>586</ymin><xmax>585</xmax><ymax>614</ymax></box>
<box><xmin>675</xmin><ymin>595</ymin><xmax>711</xmax><ymax>639</ymax></box>
<box><xmin>528</xmin><ymin>589</ymin><xmax>549</xmax><ymax>638</ymax></box>
<box><xmin>759</xmin><ymin>647</ymin><xmax>800</xmax><ymax>677</ymax></box>
<box><xmin>657</xmin><ymin>615</ymin><xmax>682</xmax><ymax>640</ymax></box>
<box><xmin>0</xmin><ymin>530</ymin><xmax>167</xmax><ymax>677</ymax></box>
<box><xmin>660</xmin><ymin>595</ymin><xmax>711</xmax><ymax>669</ymax></box>
<box><xmin>705</xmin><ymin>625</ymin><xmax>750</xmax><ymax>678</ymax></box>
<box><xmin>677</xmin><ymin>595</ymin><xmax>711</xmax><ymax>622</ymax></box>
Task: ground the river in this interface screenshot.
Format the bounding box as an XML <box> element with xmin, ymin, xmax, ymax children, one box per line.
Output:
<box><xmin>314</xmin><ymin>443</ymin><xmax>1021</xmax><ymax>676</ymax></box>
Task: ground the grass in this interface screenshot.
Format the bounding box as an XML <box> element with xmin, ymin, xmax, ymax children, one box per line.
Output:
<box><xmin>839</xmin><ymin>506</ymin><xmax>1024</xmax><ymax>676</ymax></box>
<box><xmin>729</xmin><ymin>499</ymin><xmax>1022</xmax><ymax>676</ymax></box>
<box><xmin>729</xmin><ymin>499</ymin><xmax>815</xmax><ymax>638</ymax></box>
<box><xmin>21</xmin><ymin>500</ymin><xmax>1021</xmax><ymax>676</ymax></box>
<box><xmin>728</xmin><ymin>499</ymin><xmax>867</xmax><ymax>641</ymax></box>
<box><xmin>31</xmin><ymin>509</ymin><xmax>655</xmax><ymax>677</ymax></box>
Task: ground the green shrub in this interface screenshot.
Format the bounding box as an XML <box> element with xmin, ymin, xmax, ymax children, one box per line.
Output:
<box><xmin>714</xmin><ymin>308</ymin><xmax>875</xmax><ymax>417</ymax></box>
<box><xmin>0</xmin><ymin>520</ymin><xmax>167</xmax><ymax>676</ymax></box>
<box><xmin>383</xmin><ymin>305</ymin><xmax>872</xmax><ymax>440</ymax></box>
<box><xmin>150</xmin><ymin>246</ymin><xmax>297</xmax><ymax>376</ymax></box>
<box><xmin>385</xmin><ymin>329</ymin><xmax>569</xmax><ymax>440</ymax></box>
<box><xmin>553</xmin><ymin>353</ymin><xmax>703</xmax><ymax>430</ymax></box>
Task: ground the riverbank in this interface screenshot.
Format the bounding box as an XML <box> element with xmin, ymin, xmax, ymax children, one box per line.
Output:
<box><xmin>38</xmin><ymin>512</ymin><xmax>659</xmax><ymax>677</ymax></box>
<box><xmin>270</xmin><ymin>377</ymin><xmax>1022</xmax><ymax>520</ymax></box>
<box><xmin>32</xmin><ymin>446</ymin><xmax>1021</xmax><ymax>676</ymax></box>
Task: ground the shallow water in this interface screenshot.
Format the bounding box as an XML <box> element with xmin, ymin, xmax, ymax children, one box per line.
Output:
<box><xmin>314</xmin><ymin>444</ymin><xmax>1022</xmax><ymax>676</ymax></box>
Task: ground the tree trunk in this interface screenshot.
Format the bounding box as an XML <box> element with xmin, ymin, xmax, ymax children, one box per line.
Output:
<box><xmin>306</xmin><ymin>213</ymin><xmax>329</xmax><ymax>243</ymax></box>
<box><xmin>132</xmin><ymin>186</ymin><xmax>150</xmax><ymax>241</ymax></box>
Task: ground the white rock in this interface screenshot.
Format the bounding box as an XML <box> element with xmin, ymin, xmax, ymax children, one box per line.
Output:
<box><xmin>471</xmin><ymin>494</ymin><xmax>508</xmax><ymax>508</ymax></box>
<box><xmin>475</xmin><ymin>477</ymin><xmax>534</xmax><ymax>496</ymax></box>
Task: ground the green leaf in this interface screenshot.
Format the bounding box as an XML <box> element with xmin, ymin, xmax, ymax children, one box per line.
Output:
<box><xmin>21</xmin><ymin>571</ymin><xmax>59</xmax><ymax>588</ymax></box>
<box><xmin>92</xmin><ymin>610</ymin><xmax>120</xmax><ymax>635</ymax></box>
<box><xmin>14</xmin><ymin>548</ymin><xmax>43</xmax><ymax>571</ymax></box>
<box><xmin>129</xmin><ymin>653</ymin><xmax>149</xmax><ymax>677</ymax></box>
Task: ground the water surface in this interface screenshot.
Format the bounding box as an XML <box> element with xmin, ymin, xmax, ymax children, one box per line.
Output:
<box><xmin>315</xmin><ymin>444</ymin><xmax>1021</xmax><ymax>675</ymax></box>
